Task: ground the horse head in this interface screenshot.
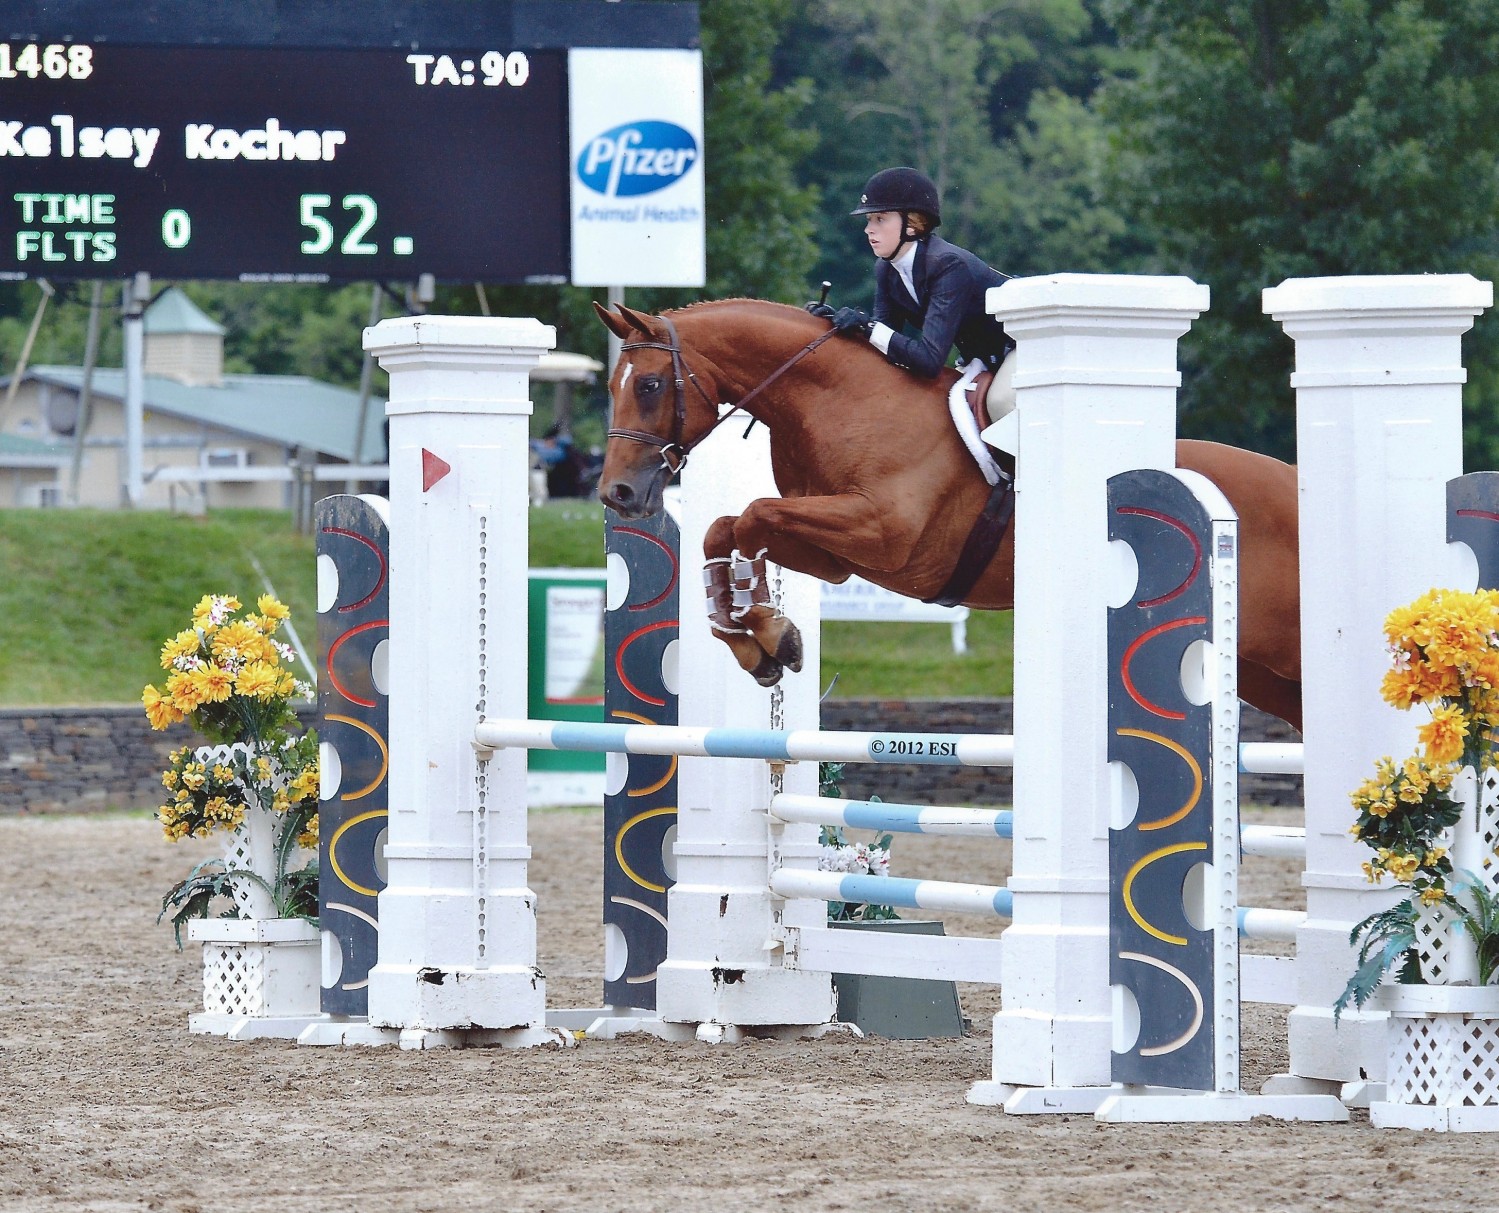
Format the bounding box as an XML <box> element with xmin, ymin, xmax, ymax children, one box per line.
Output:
<box><xmin>593</xmin><ymin>302</ymin><xmax>726</xmax><ymax>519</ymax></box>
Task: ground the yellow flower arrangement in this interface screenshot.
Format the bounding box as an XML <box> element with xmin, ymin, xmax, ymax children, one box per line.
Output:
<box><xmin>1340</xmin><ymin>588</ymin><xmax>1499</xmax><ymax>1015</ymax></box>
<box><xmin>142</xmin><ymin>594</ymin><xmax>312</xmax><ymax>745</ymax></box>
<box><xmin>148</xmin><ymin>593</ymin><xmax>321</xmax><ymax>941</ymax></box>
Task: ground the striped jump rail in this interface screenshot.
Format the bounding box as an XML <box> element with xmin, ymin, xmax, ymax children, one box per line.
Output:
<box><xmin>767</xmin><ymin>866</ymin><xmax>1303</xmax><ymax>943</ymax></box>
<box><xmin>769</xmin><ymin>869</ymin><xmax>1013</xmax><ymax>919</ymax></box>
<box><xmin>473</xmin><ymin>719</ymin><xmax>1016</xmax><ymax>766</ymax></box>
<box><xmin>475</xmin><ymin>719</ymin><xmax>1304</xmax><ymax>775</ymax></box>
<box><xmin>772</xmin><ymin>794</ymin><xmax>1308</xmax><ymax>859</ymax></box>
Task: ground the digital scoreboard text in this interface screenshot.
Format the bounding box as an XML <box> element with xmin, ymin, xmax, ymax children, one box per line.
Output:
<box><xmin>0</xmin><ymin>42</ymin><xmax>571</xmax><ymax>281</ymax></box>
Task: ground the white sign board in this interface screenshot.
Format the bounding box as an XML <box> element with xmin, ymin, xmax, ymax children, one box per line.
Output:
<box><xmin>568</xmin><ymin>47</ymin><xmax>706</xmax><ymax>287</ymax></box>
<box><xmin>543</xmin><ymin>583</ymin><xmax>606</xmax><ymax>703</ymax></box>
<box><xmin>821</xmin><ymin>576</ymin><xmax>969</xmax><ymax>654</ymax></box>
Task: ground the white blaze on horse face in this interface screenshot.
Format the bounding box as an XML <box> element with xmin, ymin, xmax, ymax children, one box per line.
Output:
<box><xmin>614</xmin><ymin>360</ymin><xmax>634</xmax><ymax>411</ymax></box>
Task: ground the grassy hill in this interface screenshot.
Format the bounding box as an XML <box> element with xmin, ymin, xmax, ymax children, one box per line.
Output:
<box><xmin>0</xmin><ymin>503</ymin><xmax>1013</xmax><ymax>705</ymax></box>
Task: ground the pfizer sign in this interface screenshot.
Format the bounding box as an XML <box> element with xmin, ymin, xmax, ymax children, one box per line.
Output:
<box><xmin>569</xmin><ymin>48</ymin><xmax>705</xmax><ymax>286</ymax></box>
<box><xmin>577</xmin><ymin>121</ymin><xmax>698</xmax><ymax>198</ymax></box>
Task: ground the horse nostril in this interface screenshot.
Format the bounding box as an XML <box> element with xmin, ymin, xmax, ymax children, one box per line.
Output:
<box><xmin>610</xmin><ymin>482</ymin><xmax>635</xmax><ymax>507</ymax></box>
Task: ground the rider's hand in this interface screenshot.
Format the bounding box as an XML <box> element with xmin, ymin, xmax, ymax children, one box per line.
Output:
<box><xmin>832</xmin><ymin>307</ymin><xmax>872</xmax><ymax>337</ymax></box>
<box><xmin>804</xmin><ymin>301</ymin><xmax>835</xmax><ymax>319</ymax></box>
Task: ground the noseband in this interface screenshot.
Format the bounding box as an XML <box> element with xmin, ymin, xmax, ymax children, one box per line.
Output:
<box><xmin>609</xmin><ymin>314</ymin><xmax>839</xmax><ymax>475</ymax></box>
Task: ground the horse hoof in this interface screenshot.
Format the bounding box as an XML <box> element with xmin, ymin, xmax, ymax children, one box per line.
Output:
<box><xmin>751</xmin><ymin>655</ymin><xmax>784</xmax><ymax>687</ymax></box>
<box><xmin>774</xmin><ymin>625</ymin><xmax>803</xmax><ymax>674</ymax></box>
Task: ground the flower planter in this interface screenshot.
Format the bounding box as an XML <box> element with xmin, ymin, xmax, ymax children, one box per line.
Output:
<box><xmin>1370</xmin><ymin>984</ymin><xmax>1499</xmax><ymax>1132</ymax></box>
<box><xmin>187</xmin><ymin>916</ymin><xmax>322</xmax><ymax>1038</ymax></box>
<box><xmin>184</xmin><ymin>743</ymin><xmax>321</xmax><ymax>1039</ymax></box>
<box><xmin>830</xmin><ymin>920</ymin><xmax>964</xmax><ymax>1039</ymax></box>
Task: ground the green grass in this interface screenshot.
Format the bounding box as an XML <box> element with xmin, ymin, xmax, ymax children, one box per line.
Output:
<box><xmin>0</xmin><ymin>501</ymin><xmax>1014</xmax><ymax>705</ymax></box>
<box><xmin>821</xmin><ymin>612</ymin><xmax>1014</xmax><ymax>699</ymax></box>
<box><xmin>0</xmin><ymin>509</ymin><xmax>318</xmax><ymax>705</ymax></box>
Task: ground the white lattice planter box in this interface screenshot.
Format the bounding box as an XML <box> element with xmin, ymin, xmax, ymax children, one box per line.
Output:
<box><xmin>187</xmin><ymin>917</ymin><xmax>321</xmax><ymax>1039</ymax></box>
<box><xmin>1370</xmin><ymin>985</ymin><xmax>1499</xmax><ymax>1132</ymax></box>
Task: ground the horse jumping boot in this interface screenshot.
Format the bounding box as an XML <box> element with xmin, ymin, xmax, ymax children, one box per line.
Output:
<box><xmin>729</xmin><ymin>548</ymin><xmax>803</xmax><ymax>681</ymax></box>
<box><xmin>704</xmin><ymin>557</ymin><xmax>785</xmax><ymax>685</ymax></box>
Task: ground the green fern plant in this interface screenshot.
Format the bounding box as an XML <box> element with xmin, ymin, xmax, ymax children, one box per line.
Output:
<box><xmin>158</xmin><ymin>854</ymin><xmax>319</xmax><ymax>950</ymax></box>
<box><xmin>1335</xmin><ymin>901</ymin><xmax>1422</xmax><ymax>1021</ymax></box>
<box><xmin>1451</xmin><ymin>871</ymin><xmax>1499</xmax><ymax>986</ymax></box>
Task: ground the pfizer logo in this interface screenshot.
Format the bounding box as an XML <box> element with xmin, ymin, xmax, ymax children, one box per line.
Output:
<box><xmin>577</xmin><ymin>121</ymin><xmax>698</xmax><ymax>198</ymax></box>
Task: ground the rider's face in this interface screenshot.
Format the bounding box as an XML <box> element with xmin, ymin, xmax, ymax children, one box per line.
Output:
<box><xmin>863</xmin><ymin>211</ymin><xmax>909</xmax><ymax>258</ymax></box>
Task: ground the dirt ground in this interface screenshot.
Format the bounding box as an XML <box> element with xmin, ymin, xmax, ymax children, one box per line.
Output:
<box><xmin>2</xmin><ymin>807</ymin><xmax>1496</xmax><ymax>1213</ymax></box>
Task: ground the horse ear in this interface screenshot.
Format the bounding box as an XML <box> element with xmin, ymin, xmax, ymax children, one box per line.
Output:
<box><xmin>592</xmin><ymin>301</ymin><xmax>633</xmax><ymax>341</ymax></box>
<box><xmin>616</xmin><ymin>305</ymin><xmax>659</xmax><ymax>336</ymax></box>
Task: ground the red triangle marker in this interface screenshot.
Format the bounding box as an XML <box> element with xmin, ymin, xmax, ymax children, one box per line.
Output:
<box><xmin>421</xmin><ymin>449</ymin><xmax>452</xmax><ymax>492</ymax></box>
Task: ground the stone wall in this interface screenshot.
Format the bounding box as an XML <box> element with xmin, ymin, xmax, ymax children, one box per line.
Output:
<box><xmin>0</xmin><ymin>700</ymin><xmax>1300</xmax><ymax>815</ymax></box>
<box><xmin>0</xmin><ymin>705</ymin><xmax>319</xmax><ymax>815</ymax></box>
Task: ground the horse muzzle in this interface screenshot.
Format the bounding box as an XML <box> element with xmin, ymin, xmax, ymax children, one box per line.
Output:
<box><xmin>598</xmin><ymin>469</ymin><xmax>666</xmax><ymax>519</ymax></box>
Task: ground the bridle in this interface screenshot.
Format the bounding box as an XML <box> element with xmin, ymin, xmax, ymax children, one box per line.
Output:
<box><xmin>609</xmin><ymin>313</ymin><xmax>839</xmax><ymax>475</ymax></box>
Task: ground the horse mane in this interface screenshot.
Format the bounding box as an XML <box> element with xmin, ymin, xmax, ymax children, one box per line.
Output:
<box><xmin>662</xmin><ymin>297</ymin><xmax>959</xmax><ymax>398</ymax></box>
<box><xmin>665</xmin><ymin>297</ymin><xmax>812</xmax><ymax>324</ymax></box>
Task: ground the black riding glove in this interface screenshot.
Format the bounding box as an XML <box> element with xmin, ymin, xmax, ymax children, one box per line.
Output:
<box><xmin>832</xmin><ymin>307</ymin><xmax>872</xmax><ymax>337</ymax></box>
<box><xmin>804</xmin><ymin>301</ymin><xmax>835</xmax><ymax>318</ymax></box>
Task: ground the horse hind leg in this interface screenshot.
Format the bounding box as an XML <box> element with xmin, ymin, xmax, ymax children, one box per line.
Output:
<box><xmin>729</xmin><ymin>548</ymin><xmax>803</xmax><ymax>678</ymax></box>
<box><xmin>704</xmin><ymin>556</ymin><xmax>787</xmax><ymax>686</ymax></box>
<box><xmin>1237</xmin><ymin>658</ymin><xmax>1303</xmax><ymax>735</ymax></box>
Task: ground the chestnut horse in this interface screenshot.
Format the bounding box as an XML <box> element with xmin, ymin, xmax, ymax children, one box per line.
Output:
<box><xmin>595</xmin><ymin>298</ymin><xmax>1303</xmax><ymax>730</ymax></box>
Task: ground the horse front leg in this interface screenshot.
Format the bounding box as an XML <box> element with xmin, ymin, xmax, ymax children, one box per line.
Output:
<box><xmin>703</xmin><ymin>515</ymin><xmax>798</xmax><ymax>686</ymax></box>
<box><xmin>700</xmin><ymin>496</ymin><xmax>910</xmax><ymax>687</ymax></box>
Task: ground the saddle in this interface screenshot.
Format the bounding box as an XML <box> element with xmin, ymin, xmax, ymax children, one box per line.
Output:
<box><xmin>963</xmin><ymin>368</ymin><xmax>998</xmax><ymax>430</ymax></box>
<box><xmin>925</xmin><ymin>357</ymin><xmax>1017</xmax><ymax>609</ymax></box>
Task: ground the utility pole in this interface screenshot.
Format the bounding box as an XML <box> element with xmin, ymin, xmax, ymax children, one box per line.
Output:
<box><xmin>122</xmin><ymin>272</ymin><xmax>149</xmax><ymax>507</ymax></box>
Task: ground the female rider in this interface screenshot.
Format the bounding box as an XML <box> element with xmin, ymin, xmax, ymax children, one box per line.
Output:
<box><xmin>810</xmin><ymin>166</ymin><xmax>1016</xmax><ymax>431</ymax></box>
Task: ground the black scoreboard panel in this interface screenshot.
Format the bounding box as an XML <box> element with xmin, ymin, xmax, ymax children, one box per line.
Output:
<box><xmin>0</xmin><ymin>41</ymin><xmax>571</xmax><ymax>282</ymax></box>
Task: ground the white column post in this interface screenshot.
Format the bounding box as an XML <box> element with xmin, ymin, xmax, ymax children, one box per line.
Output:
<box><xmin>654</xmin><ymin>424</ymin><xmax>834</xmax><ymax>1040</ymax></box>
<box><xmin>973</xmin><ymin>274</ymin><xmax>1210</xmax><ymax>1110</ymax></box>
<box><xmin>1262</xmin><ymin>274</ymin><xmax>1491</xmax><ymax>1093</ymax></box>
<box><xmin>363</xmin><ymin>315</ymin><xmax>564</xmax><ymax>1049</ymax></box>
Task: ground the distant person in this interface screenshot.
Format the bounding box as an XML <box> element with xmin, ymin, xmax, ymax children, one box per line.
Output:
<box><xmin>533</xmin><ymin>425</ymin><xmax>579</xmax><ymax>498</ymax></box>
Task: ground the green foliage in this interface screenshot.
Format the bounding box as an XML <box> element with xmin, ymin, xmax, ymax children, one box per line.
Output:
<box><xmin>157</xmin><ymin>851</ymin><xmax>319</xmax><ymax>950</ymax></box>
<box><xmin>0</xmin><ymin>280</ymin><xmax>124</xmax><ymax>374</ymax></box>
<box><xmin>1452</xmin><ymin>870</ymin><xmax>1499</xmax><ymax>987</ymax></box>
<box><xmin>1334</xmin><ymin>898</ymin><xmax>1420</xmax><ymax>1021</ymax></box>
<box><xmin>786</xmin><ymin>0</ymin><xmax>1135</xmax><ymax>308</ymax></box>
<box><xmin>1103</xmin><ymin>0</ymin><xmax>1499</xmax><ymax>459</ymax></box>
<box><xmin>987</xmin><ymin>89</ymin><xmax>1139</xmax><ymax>275</ymax></box>
<box><xmin>1451</xmin><ymin>869</ymin><xmax>1499</xmax><ymax>995</ymax></box>
<box><xmin>1337</xmin><ymin>869</ymin><xmax>1499</xmax><ymax>1019</ymax></box>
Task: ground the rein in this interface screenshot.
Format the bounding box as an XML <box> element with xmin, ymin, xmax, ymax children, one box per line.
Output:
<box><xmin>610</xmin><ymin>315</ymin><xmax>839</xmax><ymax>475</ymax></box>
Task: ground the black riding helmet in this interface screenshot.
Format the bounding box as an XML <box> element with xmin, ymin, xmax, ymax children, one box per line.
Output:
<box><xmin>850</xmin><ymin>167</ymin><xmax>940</xmax><ymax>262</ymax></box>
<box><xmin>850</xmin><ymin>166</ymin><xmax>941</xmax><ymax>227</ymax></box>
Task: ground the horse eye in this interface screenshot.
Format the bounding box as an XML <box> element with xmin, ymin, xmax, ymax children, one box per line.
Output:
<box><xmin>636</xmin><ymin>375</ymin><xmax>662</xmax><ymax>396</ymax></box>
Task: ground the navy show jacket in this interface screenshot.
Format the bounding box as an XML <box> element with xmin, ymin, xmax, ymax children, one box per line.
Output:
<box><xmin>872</xmin><ymin>234</ymin><xmax>1014</xmax><ymax>378</ymax></box>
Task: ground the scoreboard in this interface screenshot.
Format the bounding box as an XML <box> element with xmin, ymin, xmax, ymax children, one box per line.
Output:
<box><xmin>0</xmin><ymin>40</ymin><xmax>572</xmax><ymax>282</ymax></box>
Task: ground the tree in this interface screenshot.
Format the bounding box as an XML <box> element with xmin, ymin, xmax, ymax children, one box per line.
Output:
<box><xmin>1104</xmin><ymin>0</ymin><xmax>1499</xmax><ymax>462</ymax></box>
<box><xmin>783</xmin><ymin>0</ymin><xmax>1137</xmax><ymax>309</ymax></box>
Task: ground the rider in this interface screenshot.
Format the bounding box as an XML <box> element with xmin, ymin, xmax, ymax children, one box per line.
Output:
<box><xmin>810</xmin><ymin>167</ymin><xmax>1016</xmax><ymax>430</ymax></box>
